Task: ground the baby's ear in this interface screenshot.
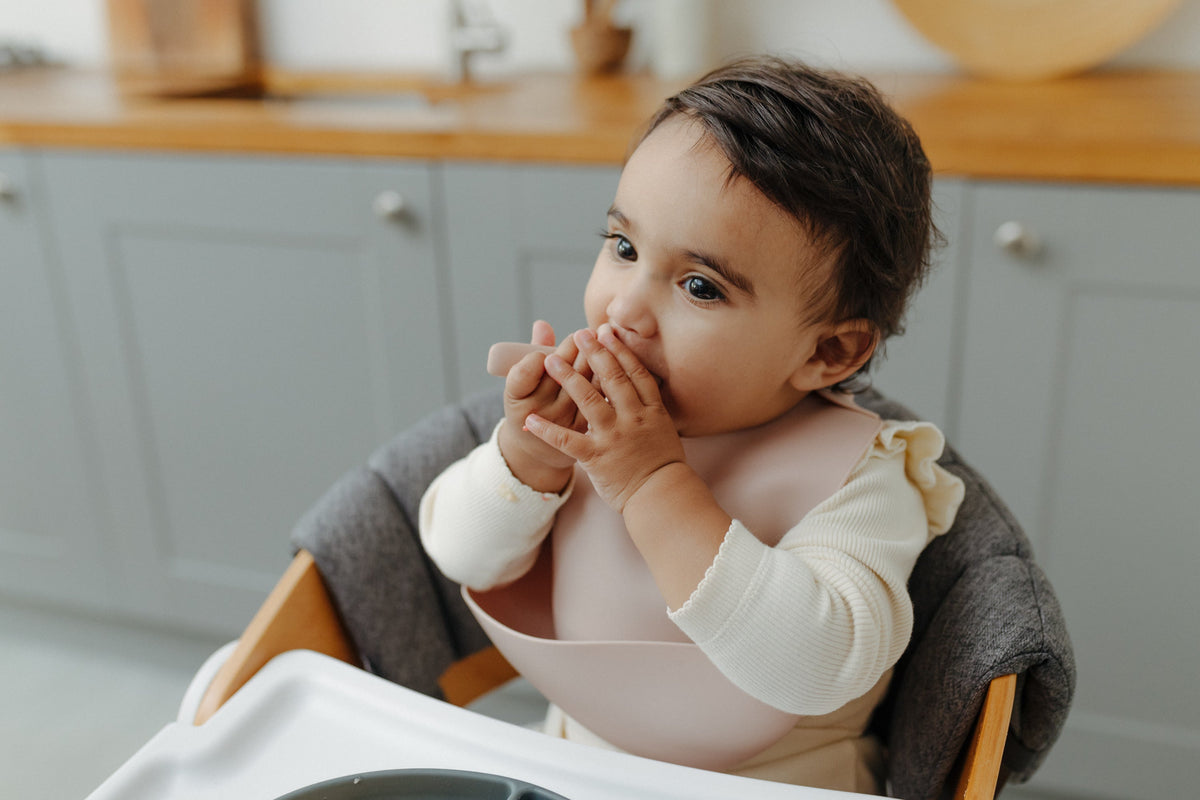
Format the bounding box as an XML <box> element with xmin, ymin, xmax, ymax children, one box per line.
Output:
<box><xmin>796</xmin><ymin>320</ymin><xmax>878</xmax><ymax>389</ymax></box>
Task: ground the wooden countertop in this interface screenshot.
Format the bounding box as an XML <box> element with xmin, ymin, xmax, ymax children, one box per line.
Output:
<box><xmin>2</xmin><ymin>68</ymin><xmax>1199</xmax><ymax>185</ymax></box>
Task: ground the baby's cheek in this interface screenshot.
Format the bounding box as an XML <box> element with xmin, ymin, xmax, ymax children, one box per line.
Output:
<box><xmin>583</xmin><ymin>306</ymin><xmax>605</xmax><ymax>332</ymax></box>
<box><xmin>582</xmin><ymin>278</ymin><xmax>609</xmax><ymax>330</ymax></box>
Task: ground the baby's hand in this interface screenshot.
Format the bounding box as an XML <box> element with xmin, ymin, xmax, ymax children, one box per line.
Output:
<box><xmin>497</xmin><ymin>321</ymin><xmax>591</xmax><ymax>493</ymax></box>
<box><xmin>523</xmin><ymin>325</ymin><xmax>685</xmax><ymax>512</ymax></box>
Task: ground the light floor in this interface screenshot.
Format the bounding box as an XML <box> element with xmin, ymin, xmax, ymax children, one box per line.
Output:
<box><xmin>0</xmin><ymin>598</ymin><xmax>226</xmax><ymax>800</ymax></box>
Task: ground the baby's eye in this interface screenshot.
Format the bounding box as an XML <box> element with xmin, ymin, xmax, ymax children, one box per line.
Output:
<box><xmin>599</xmin><ymin>231</ymin><xmax>637</xmax><ymax>261</ymax></box>
<box><xmin>613</xmin><ymin>234</ymin><xmax>637</xmax><ymax>261</ymax></box>
<box><xmin>683</xmin><ymin>275</ymin><xmax>725</xmax><ymax>302</ymax></box>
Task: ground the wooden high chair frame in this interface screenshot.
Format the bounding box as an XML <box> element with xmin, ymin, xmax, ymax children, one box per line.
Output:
<box><xmin>195</xmin><ymin>549</ymin><xmax>1018</xmax><ymax>800</ymax></box>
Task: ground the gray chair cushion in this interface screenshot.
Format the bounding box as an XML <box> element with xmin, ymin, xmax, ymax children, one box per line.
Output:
<box><xmin>857</xmin><ymin>389</ymin><xmax>1075</xmax><ymax>799</ymax></box>
<box><xmin>290</xmin><ymin>387</ymin><xmax>1074</xmax><ymax>800</ymax></box>
<box><xmin>290</xmin><ymin>390</ymin><xmax>502</xmax><ymax>697</ymax></box>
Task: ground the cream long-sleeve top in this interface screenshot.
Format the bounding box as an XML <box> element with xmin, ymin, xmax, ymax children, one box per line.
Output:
<box><xmin>419</xmin><ymin>417</ymin><xmax>964</xmax><ymax>718</ymax></box>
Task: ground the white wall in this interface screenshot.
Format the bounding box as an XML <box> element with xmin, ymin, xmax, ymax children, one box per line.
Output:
<box><xmin>2</xmin><ymin>0</ymin><xmax>1199</xmax><ymax>76</ymax></box>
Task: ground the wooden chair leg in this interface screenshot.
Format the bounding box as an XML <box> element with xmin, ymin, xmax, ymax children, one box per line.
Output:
<box><xmin>954</xmin><ymin>673</ymin><xmax>1018</xmax><ymax>800</ymax></box>
<box><xmin>193</xmin><ymin>549</ymin><xmax>358</xmax><ymax>724</ymax></box>
<box><xmin>192</xmin><ymin>548</ymin><xmax>519</xmax><ymax>723</ymax></box>
<box><xmin>438</xmin><ymin>645</ymin><xmax>519</xmax><ymax>707</ymax></box>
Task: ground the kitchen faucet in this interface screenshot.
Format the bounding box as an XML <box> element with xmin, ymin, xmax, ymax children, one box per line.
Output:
<box><xmin>448</xmin><ymin>0</ymin><xmax>508</xmax><ymax>82</ymax></box>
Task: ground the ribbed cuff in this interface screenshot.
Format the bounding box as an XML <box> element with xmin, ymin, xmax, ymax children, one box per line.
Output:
<box><xmin>478</xmin><ymin>421</ymin><xmax>575</xmax><ymax>513</ymax></box>
<box><xmin>668</xmin><ymin>519</ymin><xmax>769</xmax><ymax>644</ymax></box>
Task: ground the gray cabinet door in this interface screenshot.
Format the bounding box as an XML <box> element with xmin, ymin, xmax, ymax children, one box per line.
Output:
<box><xmin>958</xmin><ymin>182</ymin><xmax>1200</xmax><ymax>799</ymax></box>
<box><xmin>0</xmin><ymin>150</ymin><xmax>115</xmax><ymax>611</ymax></box>
<box><xmin>39</xmin><ymin>152</ymin><xmax>449</xmax><ymax>635</ymax></box>
<box><xmin>441</xmin><ymin>162</ymin><xmax>620</xmax><ymax>399</ymax></box>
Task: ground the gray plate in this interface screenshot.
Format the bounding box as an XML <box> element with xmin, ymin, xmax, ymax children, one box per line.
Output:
<box><xmin>274</xmin><ymin>769</ymin><xmax>570</xmax><ymax>800</ymax></box>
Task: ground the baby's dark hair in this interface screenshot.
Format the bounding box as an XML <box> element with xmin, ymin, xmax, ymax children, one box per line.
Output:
<box><xmin>640</xmin><ymin>56</ymin><xmax>941</xmax><ymax>381</ymax></box>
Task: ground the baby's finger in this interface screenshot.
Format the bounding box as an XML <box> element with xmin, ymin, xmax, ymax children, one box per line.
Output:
<box><xmin>545</xmin><ymin>353</ymin><xmax>612</xmax><ymax>425</ymax></box>
<box><xmin>573</xmin><ymin>329</ymin><xmax>640</xmax><ymax>408</ymax></box>
<box><xmin>554</xmin><ymin>331</ymin><xmax>592</xmax><ymax>383</ymax></box>
<box><xmin>553</xmin><ymin>332</ymin><xmax>580</xmax><ymax>366</ymax></box>
<box><xmin>597</xmin><ymin>325</ymin><xmax>662</xmax><ymax>405</ymax></box>
<box><xmin>505</xmin><ymin>350</ymin><xmax>550</xmax><ymax>399</ymax></box>
<box><xmin>531</xmin><ymin>319</ymin><xmax>556</xmax><ymax>348</ymax></box>
<box><xmin>523</xmin><ymin>412</ymin><xmax>589</xmax><ymax>462</ymax></box>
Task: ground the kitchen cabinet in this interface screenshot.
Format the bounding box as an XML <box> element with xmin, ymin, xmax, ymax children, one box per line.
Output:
<box><xmin>33</xmin><ymin>151</ymin><xmax>450</xmax><ymax>635</ymax></box>
<box><xmin>956</xmin><ymin>182</ymin><xmax>1200</xmax><ymax>800</ymax></box>
<box><xmin>0</xmin><ymin>150</ymin><xmax>116</xmax><ymax>611</ymax></box>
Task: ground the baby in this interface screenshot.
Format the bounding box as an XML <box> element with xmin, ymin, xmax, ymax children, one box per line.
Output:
<box><xmin>420</xmin><ymin>56</ymin><xmax>964</xmax><ymax>794</ymax></box>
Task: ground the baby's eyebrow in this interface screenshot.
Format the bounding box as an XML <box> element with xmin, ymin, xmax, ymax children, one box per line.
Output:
<box><xmin>607</xmin><ymin>206</ymin><xmax>631</xmax><ymax>229</ymax></box>
<box><xmin>684</xmin><ymin>248</ymin><xmax>756</xmax><ymax>297</ymax></box>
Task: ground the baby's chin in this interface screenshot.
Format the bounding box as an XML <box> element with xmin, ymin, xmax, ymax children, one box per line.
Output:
<box><xmin>665</xmin><ymin>394</ymin><xmax>765</xmax><ymax>438</ymax></box>
<box><xmin>658</xmin><ymin>393</ymin><xmax>696</xmax><ymax>437</ymax></box>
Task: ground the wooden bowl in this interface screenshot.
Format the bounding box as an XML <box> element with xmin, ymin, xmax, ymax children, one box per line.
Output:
<box><xmin>891</xmin><ymin>0</ymin><xmax>1183</xmax><ymax>80</ymax></box>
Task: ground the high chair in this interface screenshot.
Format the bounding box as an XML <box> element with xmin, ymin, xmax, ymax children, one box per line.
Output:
<box><xmin>189</xmin><ymin>389</ymin><xmax>1074</xmax><ymax>800</ymax></box>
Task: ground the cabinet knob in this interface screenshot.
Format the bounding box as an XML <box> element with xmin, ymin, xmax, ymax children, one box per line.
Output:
<box><xmin>993</xmin><ymin>220</ymin><xmax>1042</xmax><ymax>258</ymax></box>
<box><xmin>373</xmin><ymin>190</ymin><xmax>408</xmax><ymax>221</ymax></box>
<box><xmin>0</xmin><ymin>173</ymin><xmax>17</xmax><ymax>202</ymax></box>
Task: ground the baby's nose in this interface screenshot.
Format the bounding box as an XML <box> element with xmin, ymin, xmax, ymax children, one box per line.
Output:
<box><xmin>606</xmin><ymin>281</ymin><xmax>657</xmax><ymax>339</ymax></box>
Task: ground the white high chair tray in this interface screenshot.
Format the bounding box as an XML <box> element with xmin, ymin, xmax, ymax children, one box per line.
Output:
<box><xmin>87</xmin><ymin>650</ymin><xmax>872</xmax><ymax>800</ymax></box>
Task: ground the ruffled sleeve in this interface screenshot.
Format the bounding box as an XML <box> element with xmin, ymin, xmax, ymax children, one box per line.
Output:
<box><xmin>668</xmin><ymin>419</ymin><xmax>964</xmax><ymax>715</ymax></box>
<box><xmin>874</xmin><ymin>420</ymin><xmax>965</xmax><ymax>537</ymax></box>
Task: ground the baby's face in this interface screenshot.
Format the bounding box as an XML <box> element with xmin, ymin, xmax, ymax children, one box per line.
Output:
<box><xmin>584</xmin><ymin>116</ymin><xmax>835</xmax><ymax>437</ymax></box>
